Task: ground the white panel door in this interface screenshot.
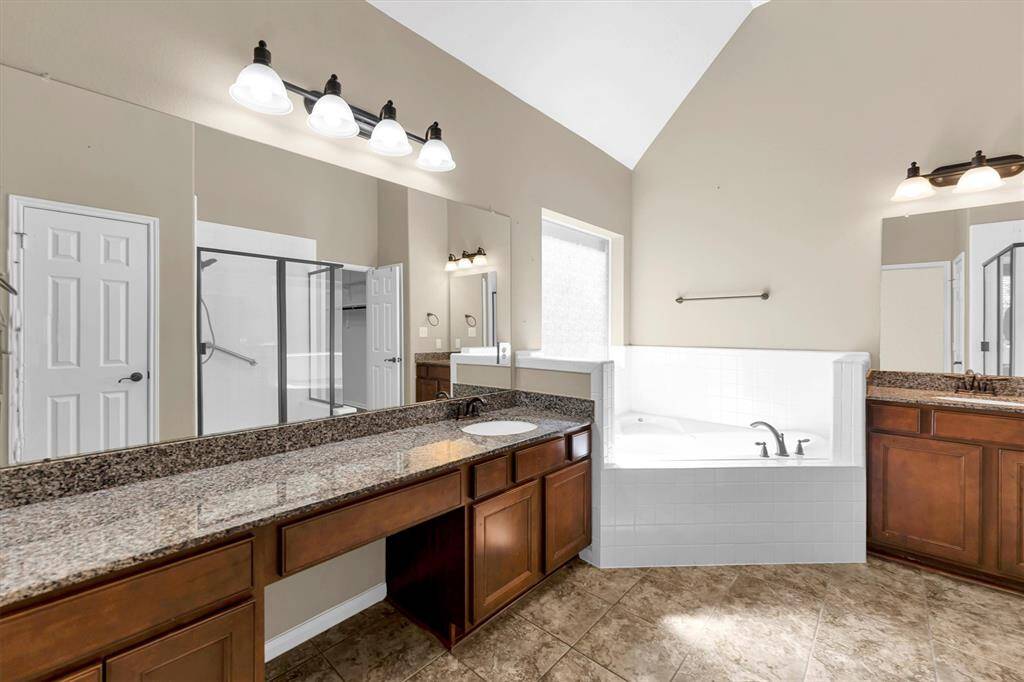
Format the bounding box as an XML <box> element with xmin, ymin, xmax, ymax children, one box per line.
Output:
<box><xmin>366</xmin><ymin>263</ymin><xmax>403</xmax><ymax>409</ymax></box>
<box><xmin>18</xmin><ymin>205</ymin><xmax>151</xmax><ymax>461</ymax></box>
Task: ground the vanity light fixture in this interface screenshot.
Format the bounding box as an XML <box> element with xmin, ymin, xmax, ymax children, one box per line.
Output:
<box><xmin>229</xmin><ymin>41</ymin><xmax>293</xmax><ymax>115</ymax></box>
<box><xmin>416</xmin><ymin>122</ymin><xmax>456</xmax><ymax>172</ymax></box>
<box><xmin>953</xmin><ymin>150</ymin><xmax>1005</xmax><ymax>194</ymax></box>
<box><xmin>444</xmin><ymin>254</ymin><xmax>459</xmax><ymax>272</ymax></box>
<box><xmin>890</xmin><ymin>162</ymin><xmax>936</xmax><ymax>202</ymax></box>
<box><xmin>306</xmin><ymin>75</ymin><xmax>359</xmax><ymax>138</ymax></box>
<box><xmin>890</xmin><ymin>149</ymin><xmax>1022</xmax><ymax>202</ymax></box>
<box><xmin>470</xmin><ymin>247</ymin><xmax>487</xmax><ymax>266</ymax></box>
<box><xmin>457</xmin><ymin>251</ymin><xmax>474</xmax><ymax>269</ymax></box>
<box><xmin>230</xmin><ymin>40</ymin><xmax>455</xmax><ymax>171</ymax></box>
<box><xmin>368</xmin><ymin>100</ymin><xmax>413</xmax><ymax>157</ymax></box>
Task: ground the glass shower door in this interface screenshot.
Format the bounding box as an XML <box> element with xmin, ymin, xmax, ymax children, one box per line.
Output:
<box><xmin>197</xmin><ymin>250</ymin><xmax>279</xmax><ymax>435</ymax></box>
<box><xmin>283</xmin><ymin>262</ymin><xmax>343</xmax><ymax>423</ymax></box>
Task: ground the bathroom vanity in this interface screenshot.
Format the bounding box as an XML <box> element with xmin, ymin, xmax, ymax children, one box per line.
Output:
<box><xmin>867</xmin><ymin>387</ymin><xmax>1024</xmax><ymax>590</ymax></box>
<box><xmin>0</xmin><ymin>399</ymin><xmax>592</xmax><ymax>681</ymax></box>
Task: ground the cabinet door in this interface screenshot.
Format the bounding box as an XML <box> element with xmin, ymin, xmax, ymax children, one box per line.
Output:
<box><xmin>868</xmin><ymin>433</ymin><xmax>982</xmax><ymax>565</ymax></box>
<box><xmin>416</xmin><ymin>377</ymin><xmax>438</xmax><ymax>402</ymax></box>
<box><xmin>998</xmin><ymin>449</ymin><xmax>1024</xmax><ymax>578</ymax></box>
<box><xmin>55</xmin><ymin>663</ymin><xmax>103</xmax><ymax>682</ymax></box>
<box><xmin>544</xmin><ymin>459</ymin><xmax>591</xmax><ymax>572</ymax></box>
<box><xmin>471</xmin><ymin>480</ymin><xmax>542</xmax><ymax>623</ymax></box>
<box><xmin>105</xmin><ymin>601</ymin><xmax>255</xmax><ymax>682</ymax></box>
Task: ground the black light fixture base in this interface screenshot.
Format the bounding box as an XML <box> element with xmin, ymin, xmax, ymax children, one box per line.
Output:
<box><xmin>925</xmin><ymin>153</ymin><xmax>1024</xmax><ymax>187</ymax></box>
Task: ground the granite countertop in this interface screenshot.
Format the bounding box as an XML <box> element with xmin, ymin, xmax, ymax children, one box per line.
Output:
<box><xmin>868</xmin><ymin>386</ymin><xmax>1024</xmax><ymax>415</ymax></box>
<box><xmin>0</xmin><ymin>406</ymin><xmax>587</xmax><ymax>608</ymax></box>
<box><xmin>416</xmin><ymin>360</ymin><xmax>451</xmax><ymax>367</ymax></box>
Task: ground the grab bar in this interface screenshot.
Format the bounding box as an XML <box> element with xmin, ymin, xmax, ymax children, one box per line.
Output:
<box><xmin>203</xmin><ymin>343</ymin><xmax>258</xmax><ymax>366</ymax></box>
<box><xmin>675</xmin><ymin>291</ymin><xmax>769</xmax><ymax>303</ymax></box>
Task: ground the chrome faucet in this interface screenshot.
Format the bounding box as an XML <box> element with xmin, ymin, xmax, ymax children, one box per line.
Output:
<box><xmin>751</xmin><ymin>421</ymin><xmax>788</xmax><ymax>456</ymax></box>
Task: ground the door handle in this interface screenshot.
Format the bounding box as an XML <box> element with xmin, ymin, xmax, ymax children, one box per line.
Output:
<box><xmin>118</xmin><ymin>371</ymin><xmax>144</xmax><ymax>383</ymax></box>
<box><xmin>384</xmin><ymin>357</ymin><xmax>402</xmax><ymax>363</ymax></box>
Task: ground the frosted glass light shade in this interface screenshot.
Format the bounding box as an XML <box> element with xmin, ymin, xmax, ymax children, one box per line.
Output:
<box><xmin>229</xmin><ymin>63</ymin><xmax>292</xmax><ymax>115</ymax></box>
<box><xmin>954</xmin><ymin>165</ymin><xmax>1004</xmax><ymax>194</ymax></box>
<box><xmin>444</xmin><ymin>255</ymin><xmax>458</xmax><ymax>272</ymax></box>
<box><xmin>457</xmin><ymin>255</ymin><xmax>472</xmax><ymax>269</ymax></box>
<box><xmin>890</xmin><ymin>176</ymin><xmax>936</xmax><ymax>202</ymax></box>
<box><xmin>416</xmin><ymin>139</ymin><xmax>456</xmax><ymax>172</ymax></box>
<box><xmin>307</xmin><ymin>94</ymin><xmax>359</xmax><ymax>138</ymax></box>
<box><xmin>368</xmin><ymin>118</ymin><xmax>412</xmax><ymax>157</ymax></box>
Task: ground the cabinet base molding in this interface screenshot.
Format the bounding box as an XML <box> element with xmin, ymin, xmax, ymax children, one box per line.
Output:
<box><xmin>264</xmin><ymin>582</ymin><xmax>387</xmax><ymax>661</ymax></box>
<box><xmin>867</xmin><ymin>547</ymin><xmax>1023</xmax><ymax>595</ymax></box>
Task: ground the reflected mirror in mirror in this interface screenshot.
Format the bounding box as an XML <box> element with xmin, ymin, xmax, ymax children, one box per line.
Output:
<box><xmin>1</xmin><ymin>71</ymin><xmax>511</xmax><ymax>465</ymax></box>
<box><xmin>449</xmin><ymin>272</ymin><xmax>497</xmax><ymax>350</ymax></box>
<box><xmin>880</xmin><ymin>201</ymin><xmax>1024</xmax><ymax>376</ymax></box>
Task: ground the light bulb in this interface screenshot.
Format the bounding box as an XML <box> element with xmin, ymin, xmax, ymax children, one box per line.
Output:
<box><xmin>890</xmin><ymin>162</ymin><xmax>935</xmax><ymax>202</ymax></box>
<box><xmin>954</xmin><ymin>150</ymin><xmax>1005</xmax><ymax>194</ymax></box>
<box><xmin>368</xmin><ymin>101</ymin><xmax>412</xmax><ymax>157</ymax></box>
<box><xmin>416</xmin><ymin>123</ymin><xmax>455</xmax><ymax>172</ymax></box>
<box><xmin>307</xmin><ymin>76</ymin><xmax>358</xmax><ymax>138</ymax></box>
<box><xmin>229</xmin><ymin>42</ymin><xmax>292</xmax><ymax>115</ymax></box>
<box><xmin>954</xmin><ymin>163</ymin><xmax>1004</xmax><ymax>193</ymax></box>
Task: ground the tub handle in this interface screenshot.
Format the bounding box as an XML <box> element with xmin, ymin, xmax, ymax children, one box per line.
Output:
<box><xmin>755</xmin><ymin>441</ymin><xmax>769</xmax><ymax>458</ymax></box>
<box><xmin>796</xmin><ymin>438</ymin><xmax>810</xmax><ymax>456</ymax></box>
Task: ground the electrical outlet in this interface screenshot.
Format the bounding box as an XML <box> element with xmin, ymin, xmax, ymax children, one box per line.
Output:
<box><xmin>434</xmin><ymin>338</ymin><xmax>442</xmax><ymax>349</ymax></box>
<box><xmin>467</xmin><ymin>327</ymin><xmax>476</xmax><ymax>338</ymax></box>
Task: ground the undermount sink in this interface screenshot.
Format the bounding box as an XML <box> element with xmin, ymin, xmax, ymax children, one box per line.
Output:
<box><xmin>934</xmin><ymin>396</ymin><xmax>1024</xmax><ymax>408</ymax></box>
<box><xmin>461</xmin><ymin>420</ymin><xmax>538</xmax><ymax>436</ymax></box>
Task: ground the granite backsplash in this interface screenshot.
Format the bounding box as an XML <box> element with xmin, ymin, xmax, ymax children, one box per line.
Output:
<box><xmin>868</xmin><ymin>370</ymin><xmax>1024</xmax><ymax>396</ymax></box>
<box><xmin>0</xmin><ymin>390</ymin><xmax>592</xmax><ymax>509</ymax></box>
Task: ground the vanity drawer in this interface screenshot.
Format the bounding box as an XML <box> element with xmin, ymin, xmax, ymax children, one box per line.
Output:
<box><xmin>473</xmin><ymin>455</ymin><xmax>510</xmax><ymax>498</ymax></box>
<box><xmin>280</xmin><ymin>471</ymin><xmax>462</xmax><ymax>575</ymax></box>
<box><xmin>933</xmin><ymin>410</ymin><xmax>1024</xmax><ymax>446</ymax></box>
<box><xmin>513</xmin><ymin>438</ymin><xmax>567</xmax><ymax>483</ymax></box>
<box><xmin>869</xmin><ymin>403</ymin><xmax>921</xmax><ymax>434</ymax></box>
<box><xmin>0</xmin><ymin>538</ymin><xmax>253</xmax><ymax>681</ymax></box>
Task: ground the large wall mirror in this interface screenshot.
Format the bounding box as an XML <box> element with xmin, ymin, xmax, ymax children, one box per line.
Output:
<box><xmin>880</xmin><ymin>201</ymin><xmax>1024</xmax><ymax>375</ymax></box>
<box><xmin>0</xmin><ymin>67</ymin><xmax>511</xmax><ymax>465</ymax></box>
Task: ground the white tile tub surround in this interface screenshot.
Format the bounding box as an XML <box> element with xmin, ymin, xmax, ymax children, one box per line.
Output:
<box><xmin>519</xmin><ymin>346</ymin><xmax>870</xmax><ymax>568</ymax></box>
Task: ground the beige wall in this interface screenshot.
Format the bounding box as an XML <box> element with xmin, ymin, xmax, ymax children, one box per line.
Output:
<box><xmin>455</xmin><ymin>364</ymin><xmax>512</xmax><ymax>390</ymax></box>
<box><xmin>195</xmin><ymin>126</ymin><xmax>379</xmax><ymax>267</ymax></box>
<box><xmin>0</xmin><ymin>0</ymin><xmax>632</xmax><ymax>354</ymax></box>
<box><xmin>631</xmin><ymin>0</ymin><xmax>1023</xmax><ymax>362</ymax></box>
<box><xmin>515</xmin><ymin>369</ymin><xmax>591</xmax><ymax>399</ymax></box>
<box><xmin>406</xmin><ymin>190</ymin><xmax>449</xmax><ymax>395</ymax></box>
<box><xmin>0</xmin><ymin>66</ymin><xmax>196</xmax><ymax>456</ymax></box>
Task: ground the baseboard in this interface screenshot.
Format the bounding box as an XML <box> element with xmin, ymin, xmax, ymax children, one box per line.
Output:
<box><xmin>264</xmin><ymin>582</ymin><xmax>387</xmax><ymax>660</ymax></box>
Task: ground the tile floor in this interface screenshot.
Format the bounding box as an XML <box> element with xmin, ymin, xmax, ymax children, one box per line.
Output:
<box><xmin>267</xmin><ymin>556</ymin><xmax>1024</xmax><ymax>682</ymax></box>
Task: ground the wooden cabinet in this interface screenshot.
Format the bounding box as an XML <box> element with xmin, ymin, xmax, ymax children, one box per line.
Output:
<box><xmin>998</xmin><ymin>449</ymin><xmax>1024</xmax><ymax>578</ymax></box>
<box><xmin>867</xmin><ymin>400</ymin><xmax>1024</xmax><ymax>590</ymax></box>
<box><xmin>415</xmin><ymin>363</ymin><xmax>451</xmax><ymax>401</ymax></box>
<box><xmin>868</xmin><ymin>433</ymin><xmax>982</xmax><ymax>565</ymax></box>
<box><xmin>471</xmin><ymin>480</ymin><xmax>543</xmax><ymax>622</ymax></box>
<box><xmin>544</xmin><ymin>459</ymin><xmax>591</xmax><ymax>572</ymax></box>
<box><xmin>513</xmin><ymin>437</ymin><xmax>567</xmax><ymax>482</ymax></box>
<box><xmin>55</xmin><ymin>663</ymin><xmax>103</xmax><ymax>682</ymax></box>
<box><xmin>105</xmin><ymin>601</ymin><xmax>255</xmax><ymax>682</ymax></box>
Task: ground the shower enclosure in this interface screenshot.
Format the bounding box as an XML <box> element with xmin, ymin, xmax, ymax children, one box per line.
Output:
<box><xmin>196</xmin><ymin>247</ymin><xmax>371</xmax><ymax>436</ymax></box>
<box><xmin>982</xmin><ymin>242</ymin><xmax>1023</xmax><ymax>376</ymax></box>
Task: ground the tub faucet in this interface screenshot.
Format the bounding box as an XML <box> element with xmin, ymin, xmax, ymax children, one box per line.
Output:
<box><xmin>751</xmin><ymin>421</ymin><xmax>788</xmax><ymax>456</ymax></box>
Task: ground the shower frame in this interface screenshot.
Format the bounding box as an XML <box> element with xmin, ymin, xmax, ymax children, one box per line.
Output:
<box><xmin>195</xmin><ymin>247</ymin><xmax>344</xmax><ymax>436</ymax></box>
<box><xmin>982</xmin><ymin>241</ymin><xmax>1022</xmax><ymax>376</ymax></box>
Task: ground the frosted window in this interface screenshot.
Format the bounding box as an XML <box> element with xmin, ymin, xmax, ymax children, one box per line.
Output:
<box><xmin>541</xmin><ymin>219</ymin><xmax>609</xmax><ymax>359</ymax></box>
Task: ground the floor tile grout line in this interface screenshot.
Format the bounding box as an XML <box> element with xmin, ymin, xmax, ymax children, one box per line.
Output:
<box><xmin>800</xmin><ymin>600</ymin><xmax>826</xmax><ymax>681</ymax></box>
<box><xmin>922</xmin><ymin>588</ymin><xmax>941</xmax><ymax>682</ymax></box>
<box><xmin>398</xmin><ymin>647</ymin><xmax>446</xmax><ymax>682</ymax></box>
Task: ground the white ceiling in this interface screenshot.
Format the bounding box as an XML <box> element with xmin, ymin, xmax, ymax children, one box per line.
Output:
<box><xmin>369</xmin><ymin>1</ymin><xmax>757</xmax><ymax>169</ymax></box>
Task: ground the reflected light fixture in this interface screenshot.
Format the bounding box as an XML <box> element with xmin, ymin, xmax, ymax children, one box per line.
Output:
<box><xmin>457</xmin><ymin>251</ymin><xmax>473</xmax><ymax>269</ymax></box>
<box><xmin>307</xmin><ymin>75</ymin><xmax>358</xmax><ymax>138</ymax></box>
<box><xmin>953</xmin><ymin>150</ymin><xmax>1005</xmax><ymax>194</ymax></box>
<box><xmin>229</xmin><ymin>41</ymin><xmax>293</xmax><ymax>115</ymax></box>
<box><xmin>890</xmin><ymin>162</ymin><xmax>936</xmax><ymax>202</ymax></box>
<box><xmin>471</xmin><ymin>247</ymin><xmax>488</xmax><ymax>266</ymax></box>
<box><xmin>890</xmin><ymin>149</ymin><xmax>1022</xmax><ymax>202</ymax></box>
<box><xmin>444</xmin><ymin>254</ymin><xmax>459</xmax><ymax>272</ymax></box>
<box><xmin>368</xmin><ymin>101</ymin><xmax>413</xmax><ymax>157</ymax></box>
<box><xmin>416</xmin><ymin>122</ymin><xmax>456</xmax><ymax>172</ymax></box>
